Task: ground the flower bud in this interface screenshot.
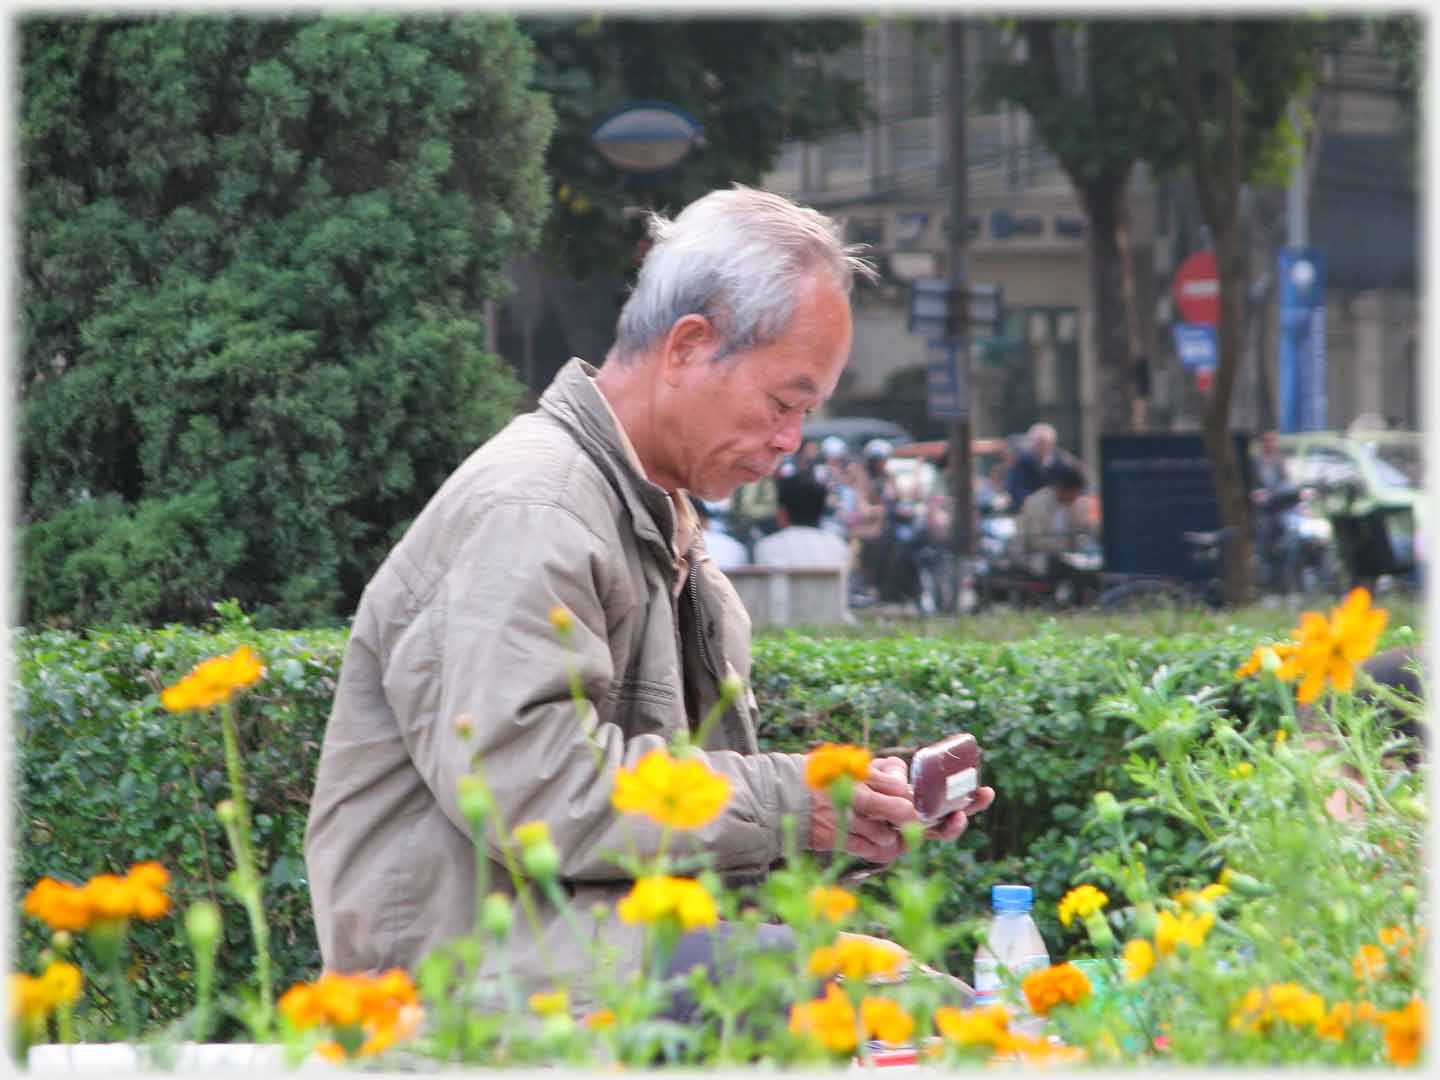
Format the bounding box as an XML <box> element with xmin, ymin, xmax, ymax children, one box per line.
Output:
<box><xmin>1131</xmin><ymin>902</ymin><xmax>1158</xmax><ymax>940</ymax></box>
<box><xmin>215</xmin><ymin>800</ymin><xmax>238</xmax><ymax>826</ymax></box>
<box><xmin>185</xmin><ymin>900</ymin><xmax>222</xmax><ymax>955</ymax></box>
<box><xmin>453</xmin><ymin>713</ymin><xmax>474</xmax><ymax>740</ymax></box>
<box><xmin>1401</xmin><ymin>885</ymin><xmax>1419</xmax><ymax>913</ymax></box>
<box><xmin>1219</xmin><ymin>868</ymin><xmax>1270</xmax><ymax>898</ymax></box>
<box><xmin>1258</xmin><ymin>646</ymin><xmax>1283</xmax><ymax>674</ymax></box>
<box><xmin>456</xmin><ymin>775</ymin><xmax>494</xmax><ymax>824</ymax></box>
<box><xmin>522</xmin><ymin>840</ymin><xmax>561</xmax><ymax>882</ymax></box>
<box><xmin>51</xmin><ymin>931</ymin><xmax>74</xmax><ymax>954</ymax></box>
<box><xmin>590</xmin><ymin>902</ymin><xmax>610</xmax><ymax>924</ymax></box>
<box><xmin>1093</xmin><ymin>791</ymin><xmax>1124</xmax><ymax>826</ymax></box>
<box><xmin>481</xmin><ymin>893</ymin><xmax>514</xmax><ymax>939</ymax></box>
<box><xmin>1084</xmin><ymin>910</ymin><xmax>1117</xmax><ymax>953</ymax></box>
<box><xmin>719</xmin><ymin>672</ymin><xmax>744</xmax><ymax>703</ymax></box>
<box><xmin>900</xmin><ymin>820</ymin><xmax>925</xmax><ymax>848</ymax></box>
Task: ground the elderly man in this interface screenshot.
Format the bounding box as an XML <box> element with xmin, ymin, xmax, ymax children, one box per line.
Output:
<box><xmin>304</xmin><ymin>185</ymin><xmax>993</xmax><ymax>1013</ymax></box>
<box><xmin>1011</xmin><ymin>464</ymin><xmax>1093</xmax><ymax>560</ymax></box>
<box><xmin>1004</xmin><ymin>422</ymin><xmax>1061</xmax><ymax>511</ymax></box>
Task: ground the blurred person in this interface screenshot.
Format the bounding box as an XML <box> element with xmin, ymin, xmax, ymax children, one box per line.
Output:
<box><xmin>754</xmin><ymin>472</ymin><xmax>853</xmax><ymax>569</ymax></box>
<box><xmin>1010</xmin><ymin>463</ymin><xmax>1092</xmax><ymax>560</ymax></box>
<box><xmin>696</xmin><ymin>499</ymin><xmax>749</xmax><ymax>571</ymax></box>
<box><xmin>1004</xmin><ymin>422</ymin><xmax>1060</xmax><ymax>510</ymax></box>
<box><xmin>304</xmin><ymin>183</ymin><xmax>992</xmax><ymax>1018</ymax></box>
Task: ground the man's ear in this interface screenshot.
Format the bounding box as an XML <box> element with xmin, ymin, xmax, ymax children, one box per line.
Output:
<box><xmin>659</xmin><ymin>314</ymin><xmax>719</xmax><ymax>385</ymax></box>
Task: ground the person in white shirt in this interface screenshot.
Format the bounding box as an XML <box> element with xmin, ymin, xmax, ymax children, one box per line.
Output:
<box><xmin>754</xmin><ymin>473</ymin><xmax>853</xmax><ymax>570</ymax></box>
<box><xmin>696</xmin><ymin>500</ymin><xmax>750</xmax><ymax>570</ymax></box>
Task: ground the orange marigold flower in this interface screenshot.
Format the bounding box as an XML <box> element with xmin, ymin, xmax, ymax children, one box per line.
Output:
<box><xmin>82</xmin><ymin>874</ymin><xmax>134</xmax><ymax>922</ymax></box>
<box><xmin>611</xmin><ymin>747</ymin><xmax>731</xmax><ymax>830</ymax></box>
<box><xmin>1021</xmin><ymin>962</ymin><xmax>1092</xmax><ymax>1016</ymax></box>
<box><xmin>23</xmin><ymin>877</ymin><xmax>91</xmax><ymax>933</ymax></box>
<box><xmin>809</xmin><ymin>886</ymin><xmax>858</xmax><ymax>923</ymax></box>
<box><xmin>584</xmin><ymin>1008</ymin><xmax>616</xmax><ymax>1030</ymax></box>
<box><xmin>161</xmin><ymin>645</ymin><xmax>265</xmax><ymax>713</ymax></box>
<box><xmin>807</xmin><ymin>936</ymin><xmax>906</xmax><ymax>980</ymax></box>
<box><xmin>1378</xmin><ymin>998</ymin><xmax>1425</xmax><ymax>1067</ymax></box>
<box><xmin>1352</xmin><ymin>943</ymin><xmax>1387</xmax><ymax>982</ymax></box>
<box><xmin>860</xmin><ymin>997</ymin><xmax>915</xmax><ymax>1045</ymax></box>
<box><xmin>1230</xmin><ymin>982</ymin><xmax>1325</xmax><ymax>1032</ymax></box>
<box><xmin>789</xmin><ymin>982</ymin><xmax>857</xmax><ymax>1053</ymax></box>
<box><xmin>1379</xmin><ymin>925</ymin><xmax>1413</xmax><ymax>960</ymax></box>
<box><xmin>1276</xmin><ymin>588</ymin><xmax>1387</xmax><ymax>705</ymax></box>
<box><xmin>934</xmin><ymin>1003</ymin><xmax>1013</xmax><ymax>1048</ymax></box>
<box><xmin>1316</xmin><ymin>1001</ymin><xmax>1353</xmax><ymax>1041</ymax></box>
<box><xmin>804</xmin><ymin>744</ymin><xmax>872</xmax><ymax>789</ymax></box>
<box><xmin>617</xmin><ymin>876</ymin><xmax>717</xmax><ymax>931</ymax></box>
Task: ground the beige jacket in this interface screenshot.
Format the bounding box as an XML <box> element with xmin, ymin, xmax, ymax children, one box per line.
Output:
<box><xmin>1010</xmin><ymin>485</ymin><xmax>1093</xmax><ymax>557</ymax></box>
<box><xmin>303</xmin><ymin>359</ymin><xmax>812</xmax><ymax>1004</ymax></box>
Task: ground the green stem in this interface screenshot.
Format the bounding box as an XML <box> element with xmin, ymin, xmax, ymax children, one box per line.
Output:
<box><xmin>218</xmin><ymin>701</ymin><xmax>273</xmax><ymax>1036</ymax></box>
<box><xmin>109</xmin><ymin>949</ymin><xmax>139</xmax><ymax>1043</ymax></box>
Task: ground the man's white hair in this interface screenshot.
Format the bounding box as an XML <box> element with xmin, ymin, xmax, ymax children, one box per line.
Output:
<box><xmin>613</xmin><ymin>184</ymin><xmax>875</xmax><ymax>360</ymax></box>
<box><xmin>1026</xmin><ymin>422</ymin><xmax>1057</xmax><ymax>451</ymax></box>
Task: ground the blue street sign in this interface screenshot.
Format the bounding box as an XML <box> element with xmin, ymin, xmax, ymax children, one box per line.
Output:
<box><xmin>925</xmin><ymin>338</ymin><xmax>968</xmax><ymax>420</ymax></box>
<box><xmin>1277</xmin><ymin>247</ymin><xmax>1326</xmax><ymax>432</ymax></box>
<box><xmin>1173</xmin><ymin>322</ymin><xmax>1217</xmax><ymax>369</ymax></box>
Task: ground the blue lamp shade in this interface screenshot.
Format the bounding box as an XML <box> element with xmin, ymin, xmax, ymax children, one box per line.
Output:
<box><xmin>590</xmin><ymin>103</ymin><xmax>704</xmax><ymax>174</ymax></box>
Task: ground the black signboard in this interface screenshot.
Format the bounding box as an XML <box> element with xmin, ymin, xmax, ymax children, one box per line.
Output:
<box><xmin>1100</xmin><ymin>433</ymin><xmax>1251</xmax><ymax>580</ymax></box>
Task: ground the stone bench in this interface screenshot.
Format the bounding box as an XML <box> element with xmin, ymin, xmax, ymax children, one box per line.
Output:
<box><xmin>723</xmin><ymin>564</ymin><xmax>849</xmax><ymax>628</ymax></box>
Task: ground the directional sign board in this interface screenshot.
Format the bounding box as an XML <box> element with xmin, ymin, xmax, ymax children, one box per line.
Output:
<box><xmin>907</xmin><ymin>280</ymin><xmax>1003</xmax><ymax>339</ymax></box>
<box><xmin>925</xmin><ymin>338</ymin><xmax>969</xmax><ymax>420</ymax></box>
<box><xmin>1173</xmin><ymin>322</ymin><xmax>1217</xmax><ymax>369</ymax></box>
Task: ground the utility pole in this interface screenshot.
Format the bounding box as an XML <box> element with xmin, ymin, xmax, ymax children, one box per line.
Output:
<box><xmin>943</xmin><ymin>19</ymin><xmax>974</xmax><ymax>568</ymax></box>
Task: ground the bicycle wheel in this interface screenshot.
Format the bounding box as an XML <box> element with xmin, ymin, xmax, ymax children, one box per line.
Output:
<box><xmin>1097</xmin><ymin>578</ymin><xmax>1196</xmax><ymax>613</ymax></box>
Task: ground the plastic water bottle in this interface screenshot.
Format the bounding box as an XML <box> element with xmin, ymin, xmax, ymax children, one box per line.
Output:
<box><xmin>973</xmin><ymin>883</ymin><xmax>1050</xmax><ymax>1028</ymax></box>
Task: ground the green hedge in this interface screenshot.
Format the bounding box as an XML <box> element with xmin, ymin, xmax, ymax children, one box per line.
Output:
<box><xmin>11</xmin><ymin>606</ymin><xmax>1414</xmax><ymax>1034</ymax></box>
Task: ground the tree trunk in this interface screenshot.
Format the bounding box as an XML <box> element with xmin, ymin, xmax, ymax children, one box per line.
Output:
<box><xmin>1175</xmin><ymin>19</ymin><xmax>1255</xmax><ymax>605</ymax></box>
<box><xmin>1081</xmin><ymin>174</ymin><xmax>1146</xmax><ymax>434</ymax></box>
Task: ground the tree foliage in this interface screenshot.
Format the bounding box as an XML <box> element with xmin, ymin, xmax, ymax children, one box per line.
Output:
<box><xmin>521</xmin><ymin>16</ymin><xmax>869</xmax><ymax>279</ymax></box>
<box><xmin>19</xmin><ymin>14</ymin><xmax>553</xmax><ymax>628</ymax></box>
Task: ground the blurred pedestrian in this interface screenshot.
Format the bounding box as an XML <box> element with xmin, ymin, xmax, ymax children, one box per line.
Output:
<box><xmin>696</xmin><ymin>499</ymin><xmax>749</xmax><ymax>571</ymax></box>
<box><xmin>1004</xmin><ymin>423</ymin><xmax>1067</xmax><ymax>510</ymax></box>
<box><xmin>754</xmin><ymin>473</ymin><xmax>852</xmax><ymax>569</ymax></box>
<box><xmin>1010</xmin><ymin>463</ymin><xmax>1092</xmax><ymax>560</ymax></box>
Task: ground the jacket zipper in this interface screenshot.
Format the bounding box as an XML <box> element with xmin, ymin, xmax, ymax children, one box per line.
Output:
<box><xmin>687</xmin><ymin>562</ymin><xmax>719</xmax><ymax>679</ymax></box>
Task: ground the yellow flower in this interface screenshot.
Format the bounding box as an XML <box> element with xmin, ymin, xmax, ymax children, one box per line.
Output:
<box><xmin>1379</xmin><ymin>924</ymin><xmax>1414</xmax><ymax>960</ymax></box>
<box><xmin>161</xmin><ymin>645</ymin><xmax>265</xmax><ymax>712</ymax></box>
<box><xmin>529</xmin><ymin>989</ymin><xmax>569</xmax><ymax>1017</ymax></box>
<box><xmin>804</xmin><ymin>744</ymin><xmax>872</xmax><ymax>789</ymax></box>
<box><xmin>789</xmin><ymin>981</ymin><xmax>857</xmax><ymax>1053</ymax></box>
<box><xmin>23</xmin><ymin>877</ymin><xmax>92</xmax><ymax>933</ymax></box>
<box><xmin>1021</xmin><ymin>962</ymin><xmax>1091</xmax><ymax>1016</ymax></box>
<box><xmin>1378</xmin><ymin>998</ymin><xmax>1425</xmax><ymax>1067</ymax></box>
<box><xmin>38</xmin><ymin>961</ymin><xmax>83</xmax><ymax>1009</ymax></box>
<box><xmin>934</xmin><ymin>1003</ymin><xmax>1013</xmax><ymax>1048</ymax></box>
<box><xmin>124</xmin><ymin>862</ymin><xmax>170</xmax><ymax>920</ymax></box>
<box><xmin>809</xmin><ymin>886</ymin><xmax>858</xmax><ymax>923</ymax></box>
<box><xmin>611</xmin><ymin>747</ymin><xmax>732</xmax><ymax>830</ymax></box>
<box><xmin>1228</xmin><ymin>762</ymin><xmax>1254</xmax><ymax>779</ymax></box>
<box><xmin>513</xmin><ymin>820</ymin><xmax>551</xmax><ymax>849</ymax></box>
<box><xmin>1155</xmin><ymin>909</ymin><xmax>1213</xmax><ymax>955</ymax></box>
<box><xmin>1057</xmin><ymin>884</ymin><xmax>1108</xmax><ymax>927</ymax></box>
<box><xmin>548</xmin><ymin>606</ymin><xmax>574</xmax><ymax>634</ymax></box>
<box><xmin>1230</xmin><ymin>982</ymin><xmax>1325</xmax><ymax>1032</ymax></box>
<box><xmin>1316</xmin><ymin>1001</ymin><xmax>1353</xmax><ymax>1041</ymax></box>
<box><xmin>860</xmin><ymin>996</ymin><xmax>914</xmax><ymax>1044</ymax></box>
<box><xmin>807</xmin><ymin>936</ymin><xmax>906</xmax><ymax>980</ymax></box>
<box><xmin>584</xmin><ymin>1007</ymin><xmax>616</xmax><ymax>1030</ymax></box>
<box><xmin>617</xmin><ymin>876</ymin><xmax>717</xmax><ymax>931</ymax></box>
<box><xmin>1123</xmin><ymin>938</ymin><xmax>1155</xmax><ymax>982</ymax></box>
<box><xmin>1352</xmin><ymin>943</ymin><xmax>1387</xmax><ymax>981</ymax></box>
<box><xmin>10</xmin><ymin>974</ymin><xmax>50</xmax><ymax>1023</ymax></box>
<box><xmin>1275</xmin><ymin>588</ymin><xmax>1387</xmax><ymax>704</ymax></box>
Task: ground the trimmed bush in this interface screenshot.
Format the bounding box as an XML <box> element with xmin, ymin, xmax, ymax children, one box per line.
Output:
<box><xmin>11</xmin><ymin>607</ymin><xmax>1416</xmax><ymax>1032</ymax></box>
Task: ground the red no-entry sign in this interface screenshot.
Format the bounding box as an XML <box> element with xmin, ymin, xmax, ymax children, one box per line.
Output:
<box><xmin>1173</xmin><ymin>249</ymin><xmax>1219</xmax><ymax>325</ymax></box>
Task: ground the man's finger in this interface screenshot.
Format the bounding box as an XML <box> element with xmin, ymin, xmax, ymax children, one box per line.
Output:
<box><xmin>865</xmin><ymin>761</ymin><xmax>911</xmax><ymax>799</ymax></box>
<box><xmin>853</xmin><ymin>784</ymin><xmax>920</xmax><ymax>828</ymax></box>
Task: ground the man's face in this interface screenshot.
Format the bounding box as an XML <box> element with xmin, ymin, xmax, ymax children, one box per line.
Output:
<box><xmin>669</xmin><ymin>275</ymin><xmax>852</xmax><ymax>500</ymax></box>
<box><xmin>1056</xmin><ymin>484</ymin><xmax>1081</xmax><ymax>506</ymax></box>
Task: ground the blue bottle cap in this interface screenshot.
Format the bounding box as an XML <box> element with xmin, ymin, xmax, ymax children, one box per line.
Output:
<box><xmin>992</xmin><ymin>884</ymin><xmax>1033</xmax><ymax>911</ymax></box>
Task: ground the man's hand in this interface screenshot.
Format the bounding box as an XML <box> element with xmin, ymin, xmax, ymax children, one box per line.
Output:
<box><xmin>922</xmin><ymin>785</ymin><xmax>996</xmax><ymax>841</ymax></box>
<box><xmin>809</xmin><ymin>756</ymin><xmax>918</xmax><ymax>863</ymax></box>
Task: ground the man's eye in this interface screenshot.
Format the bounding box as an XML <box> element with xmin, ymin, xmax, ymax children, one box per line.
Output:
<box><xmin>771</xmin><ymin>395</ymin><xmax>796</xmax><ymax>415</ymax></box>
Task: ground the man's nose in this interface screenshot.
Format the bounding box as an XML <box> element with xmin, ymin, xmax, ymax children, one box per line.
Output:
<box><xmin>771</xmin><ymin>414</ymin><xmax>805</xmax><ymax>454</ymax></box>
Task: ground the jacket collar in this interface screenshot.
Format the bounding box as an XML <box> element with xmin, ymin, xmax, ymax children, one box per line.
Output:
<box><xmin>538</xmin><ymin>358</ymin><xmax>678</xmax><ymax>560</ymax></box>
